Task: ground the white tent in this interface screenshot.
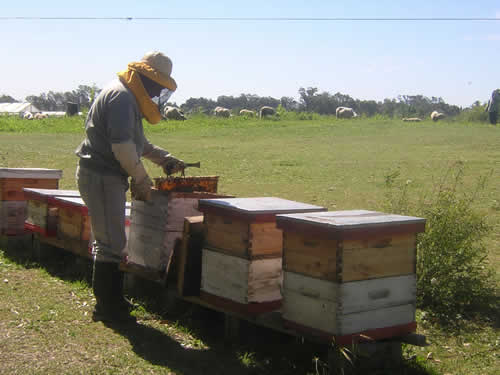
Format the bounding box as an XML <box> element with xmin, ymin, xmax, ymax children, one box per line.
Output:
<box><xmin>0</xmin><ymin>102</ymin><xmax>41</xmax><ymax>115</ymax></box>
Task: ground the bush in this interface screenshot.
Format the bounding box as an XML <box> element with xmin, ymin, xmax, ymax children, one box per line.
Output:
<box><xmin>454</xmin><ymin>104</ymin><xmax>489</xmax><ymax>123</ymax></box>
<box><xmin>384</xmin><ymin>162</ymin><xmax>496</xmax><ymax>321</ymax></box>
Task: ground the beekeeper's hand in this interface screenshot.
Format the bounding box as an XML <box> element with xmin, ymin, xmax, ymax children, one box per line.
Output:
<box><xmin>162</xmin><ymin>155</ymin><xmax>185</xmax><ymax>176</ymax></box>
<box><xmin>130</xmin><ymin>175</ymin><xmax>153</xmax><ymax>201</ymax></box>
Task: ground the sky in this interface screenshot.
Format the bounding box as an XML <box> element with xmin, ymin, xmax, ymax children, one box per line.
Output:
<box><xmin>1</xmin><ymin>1</ymin><xmax>499</xmax><ymax>108</ymax></box>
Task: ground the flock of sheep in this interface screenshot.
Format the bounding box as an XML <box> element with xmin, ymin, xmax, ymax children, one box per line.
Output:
<box><xmin>22</xmin><ymin>112</ymin><xmax>49</xmax><ymax>120</ymax></box>
<box><xmin>163</xmin><ymin>105</ymin><xmax>445</xmax><ymax>122</ymax></box>
<box><xmin>162</xmin><ymin>105</ymin><xmax>277</xmax><ymax>121</ymax></box>
<box><xmin>21</xmin><ymin>107</ymin><xmax>447</xmax><ymax>123</ymax></box>
<box><xmin>402</xmin><ymin>111</ymin><xmax>446</xmax><ymax>122</ymax></box>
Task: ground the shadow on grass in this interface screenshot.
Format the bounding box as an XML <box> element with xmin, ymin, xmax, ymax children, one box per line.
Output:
<box><xmin>0</xmin><ymin>234</ymin><xmax>93</xmax><ymax>284</ymax></box>
<box><xmin>103</xmin><ymin>319</ymin><xmax>254</xmax><ymax>375</ymax></box>
<box><xmin>126</xmin><ymin>285</ymin><xmax>437</xmax><ymax>375</ymax></box>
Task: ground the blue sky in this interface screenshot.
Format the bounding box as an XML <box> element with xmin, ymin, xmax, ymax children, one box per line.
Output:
<box><xmin>1</xmin><ymin>1</ymin><xmax>499</xmax><ymax>107</ymax></box>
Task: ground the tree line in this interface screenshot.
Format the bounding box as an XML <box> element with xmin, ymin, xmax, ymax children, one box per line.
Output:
<box><xmin>0</xmin><ymin>85</ymin><xmax>100</xmax><ymax>112</ymax></box>
<box><xmin>0</xmin><ymin>86</ymin><xmax>467</xmax><ymax>118</ymax></box>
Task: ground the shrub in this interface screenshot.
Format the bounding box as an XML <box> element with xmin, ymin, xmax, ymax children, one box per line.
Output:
<box><xmin>453</xmin><ymin>104</ymin><xmax>489</xmax><ymax>123</ymax></box>
<box><xmin>383</xmin><ymin>162</ymin><xmax>496</xmax><ymax>321</ymax></box>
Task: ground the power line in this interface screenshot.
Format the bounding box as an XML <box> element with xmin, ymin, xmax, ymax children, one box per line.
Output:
<box><xmin>1</xmin><ymin>16</ymin><xmax>499</xmax><ymax>22</ymax></box>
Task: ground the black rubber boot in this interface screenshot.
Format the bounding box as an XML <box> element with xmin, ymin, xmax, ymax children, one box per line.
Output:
<box><xmin>110</xmin><ymin>266</ymin><xmax>138</xmax><ymax>312</ymax></box>
<box><xmin>92</xmin><ymin>261</ymin><xmax>136</xmax><ymax>324</ymax></box>
<box><xmin>489</xmin><ymin>111</ymin><xmax>497</xmax><ymax>125</ymax></box>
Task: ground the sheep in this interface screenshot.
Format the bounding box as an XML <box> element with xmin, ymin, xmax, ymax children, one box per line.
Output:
<box><xmin>214</xmin><ymin>106</ymin><xmax>231</xmax><ymax>118</ymax></box>
<box><xmin>34</xmin><ymin>113</ymin><xmax>48</xmax><ymax>119</ymax></box>
<box><xmin>259</xmin><ymin>106</ymin><xmax>276</xmax><ymax>118</ymax></box>
<box><xmin>23</xmin><ymin>112</ymin><xmax>33</xmax><ymax>120</ymax></box>
<box><xmin>402</xmin><ymin>117</ymin><xmax>422</xmax><ymax>122</ymax></box>
<box><xmin>239</xmin><ymin>109</ymin><xmax>255</xmax><ymax>117</ymax></box>
<box><xmin>335</xmin><ymin>107</ymin><xmax>357</xmax><ymax>119</ymax></box>
<box><xmin>163</xmin><ymin>106</ymin><xmax>186</xmax><ymax>121</ymax></box>
<box><xmin>430</xmin><ymin>111</ymin><xmax>445</xmax><ymax>122</ymax></box>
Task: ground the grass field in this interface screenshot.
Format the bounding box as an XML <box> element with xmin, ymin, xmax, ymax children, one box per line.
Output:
<box><xmin>0</xmin><ymin>115</ymin><xmax>498</xmax><ymax>374</ymax></box>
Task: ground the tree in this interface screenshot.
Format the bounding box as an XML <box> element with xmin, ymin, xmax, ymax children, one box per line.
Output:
<box><xmin>298</xmin><ymin>87</ymin><xmax>318</xmax><ymax>111</ymax></box>
<box><xmin>0</xmin><ymin>94</ymin><xmax>17</xmax><ymax>103</ymax></box>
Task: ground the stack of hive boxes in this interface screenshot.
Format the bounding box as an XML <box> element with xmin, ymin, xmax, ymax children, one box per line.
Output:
<box><xmin>197</xmin><ymin>197</ymin><xmax>326</xmax><ymax>315</ymax></box>
<box><xmin>126</xmin><ymin>189</ymin><xmax>227</xmax><ymax>279</ymax></box>
<box><xmin>275</xmin><ymin>210</ymin><xmax>426</xmax><ymax>344</ymax></box>
<box><xmin>0</xmin><ymin>168</ymin><xmax>62</xmax><ymax>235</ymax></box>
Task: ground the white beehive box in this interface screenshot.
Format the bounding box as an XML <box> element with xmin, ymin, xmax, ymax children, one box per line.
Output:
<box><xmin>282</xmin><ymin>271</ymin><xmax>416</xmax><ymax>336</ymax></box>
<box><xmin>126</xmin><ymin>189</ymin><xmax>226</xmax><ymax>274</ymax></box>
<box><xmin>201</xmin><ymin>247</ymin><xmax>282</xmax><ymax>304</ymax></box>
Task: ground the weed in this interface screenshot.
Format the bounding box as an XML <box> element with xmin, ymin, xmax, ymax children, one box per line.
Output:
<box><xmin>384</xmin><ymin>161</ymin><xmax>498</xmax><ymax>322</ymax></box>
<box><xmin>238</xmin><ymin>351</ymin><xmax>257</xmax><ymax>368</ymax></box>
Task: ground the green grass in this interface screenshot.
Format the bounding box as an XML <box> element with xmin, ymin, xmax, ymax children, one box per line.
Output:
<box><xmin>0</xmin><ymin>115</ymin><xmax>499</xmax><ymax>374</ymax></box>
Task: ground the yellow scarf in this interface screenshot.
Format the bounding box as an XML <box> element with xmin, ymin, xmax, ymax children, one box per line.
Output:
<box><xmin>117</xmin><ymin>62</ymin><xmax>177</xmax><ymax>124</ymax></box>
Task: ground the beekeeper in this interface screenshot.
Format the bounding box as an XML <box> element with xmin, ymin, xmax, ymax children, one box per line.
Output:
<box><xmin>486</xmin><ymin>89</ymin><xmax>500</xmax><ymax>125</ymax></box>
<box><xmin>75</xmin><ymin>51</ymin><xmax>184</xmax><ymax>323</ymax></box>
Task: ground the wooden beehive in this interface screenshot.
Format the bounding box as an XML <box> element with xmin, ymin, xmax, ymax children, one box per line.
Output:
<box><xmin>52</xmin><ymin>197</ymin><xmax>91</xmax><ymax>241</ymax></box>
<box><xmin>277</xmin><ymin>210</ymin><xmax>425</xmax><ymax>282</ymax></box>
<box><xmin>23</xmin><ymin>188</ymin><xmax>81</xmax><ymax>236</ymax></box>
<box><xmin>0</xmin><ymin>168</ymin><xmax>62</xmax><ymax>235</ymax></box>
<box><xmin>126</xmin><ymin>189</ymin><xmax>229</xmax><ymax>277</ymax></box>
<box><xmin>201</xmin><ymin>247</ymin><xmax>282</xmax><ymax>303</ymax></box>
<box><xmin>198</xmin><ymin>197</ymin><xmax>327</xmax><ymax>259</ymax></box>
<box><xmin>197</xmin><ymin>197</ymin><xmax>326</xmax><ymax>314</ymax></box>
<box><xmin>0</xmin><ymin>168</ymin><xmax>62</xmax><ymax>201</ymax></box>
<box><xmin>275</xmin><ymin>210</ymin><xmax>426</xmax><ymax>343</ymax></box>
<box><xmin>0</xmin><ymin>201</ymin><xmax>27</xmax><ymax>235</ymax></box>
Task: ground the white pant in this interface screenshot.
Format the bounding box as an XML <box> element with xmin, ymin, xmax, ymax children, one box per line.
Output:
<box><xmin>76</xmin><ymin>165</ymin><xmax>128</xmax><ymax>263</ymax></box>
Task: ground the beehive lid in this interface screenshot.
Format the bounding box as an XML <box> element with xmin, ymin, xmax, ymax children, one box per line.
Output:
<box><xmin>276</xmin><ymin>210</ymin><xmax>426</xmax><ymax>239</ymax></box>
<box><xmin>198</xmin><ymin>197</ymin><xmax>326</xmax><ymax>222</ymax></box>
<box><xmin>23</xmin><ymin>188</ymin><xmax>80</xmax><ymax>200</ymax></box>
<box><xmin>0</xmin><ymin>168</ymin><xmax>63</xmax><ymax>179</ymax></box>
<box><xmin>51</xmin><ymin>196</ymin><xmax>88</xmax><ymax>215</ymax></box>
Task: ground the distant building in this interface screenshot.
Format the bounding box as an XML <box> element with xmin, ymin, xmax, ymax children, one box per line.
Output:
<box><xmin>0</xmin><ymin>102</ymin><xmax>41</xmax><ymax>116</ymax></box>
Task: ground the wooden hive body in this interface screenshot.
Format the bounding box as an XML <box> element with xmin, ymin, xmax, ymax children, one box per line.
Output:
<box><xmin>276</xmin><ymin>210</ymin><xmax>426</xmax><ymax>341</ymax></box>
<box><xmin>201</xmin><ymin>248</ymin><xmax>282</xmax><ymax>304</ymax></box>
<box><xmin>197</xmin><ymin>197</ymin><xmax>326</xmax><ymax>313</ymax></box>
<box><xmin>0</xmin><ymin>201</ymin><xmax>27</xmax><ymax>235</ymax></box>
<box><xmin>0</xmin><ymin>169</ymin><xmax>62</xmax><ymax>234</ymax></box>
<box><xmin>282</xmin><ymin>271</ymin><xmax>416</xmax><ymax>336</ymax></box>
<box><xmin>0</xmin><ymin>168</ymin><xmax>62</xmax><ymax>201</ymax></box>
<box><xmin>23</xmin><ymin>189</ymin><xmax>80</xmax><ymax>236</ymax></box>
<box><xmin>126</xmin><ymin>189</ymin><xmax>228</xmax><ymax>275</ymax></box>
<box><xmin>52</xmin><ymin>197</ymin><xmax>91</xmax><ymax>241</ymax></box>
<box><xmin>199</xmin><ymin>197</ymin><xmax>327</xmax><ymax>259</ymax></box>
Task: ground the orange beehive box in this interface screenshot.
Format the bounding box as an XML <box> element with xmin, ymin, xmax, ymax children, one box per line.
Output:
<box><xmin>0</xmin><ymin>168</ymin><xmax>62</xmax><ymax>201</ymax></box>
